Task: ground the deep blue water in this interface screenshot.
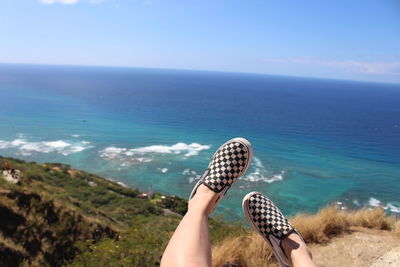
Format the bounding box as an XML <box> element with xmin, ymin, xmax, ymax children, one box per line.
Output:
<box><xmin>0</xmin><ymin>64</ymin><xmax>399</xmax><ymax>219</ymax></box>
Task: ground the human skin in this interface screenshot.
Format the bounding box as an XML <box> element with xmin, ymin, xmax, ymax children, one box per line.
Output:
<box><xmin>160</xmin><ymin>184</ymin><xmax>317</xmax><ymax>267</ymax></box>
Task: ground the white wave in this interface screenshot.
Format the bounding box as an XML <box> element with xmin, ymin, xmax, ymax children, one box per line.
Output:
<box><xmin>368</xmin><ymin>197</ymin><xmax>382</xmax><ymax>207</ymax></box>
<box><xmin>253</xmin><ymin>156</ymin><xmax>265</xmax><ymax>168</ymax></box>
<box><xmin>137</xmin><ymin>157</ymin><xmax>152</xmax><ymax>163</ymax></box>
<box><xmin>72</xmin><ymin>134</ymin><xmax>80</xmax><ymax>138</ymax></box>
<box><xmin>182</xmin><ymin>169</ymin><xmax>197</xmax><ymax>175</ymax></box>
<box><xmin>100</xmin><ymin>147</ymin><xmax>128</xmax><ymax>159</ymax></box>
<box><xmin>0</xmin><ymin>137</ymin><xmax>92</xmax><ymax>156</ymax></box>
<box><xmin>244</xmin><ymin>170</ymin><xmax>285</xmax><ymax>183</ymax></box>
<box><xmin>99</xmin><ymin>142</ymin><xmax>210</xmax><ymax>166</ymax></box>
<box><xmin>188</xmin><ymin>174</ymin><xmax>201</xmax><ymax>184</ymax></box>
<box><xmin>99</xmin><ymin>146</ymin><xmax>152</xmax><ymax>166</ymax></box>
<box><xmin>242</xmin><ymin>157</ymin><xmax>285</xmax><ymax>183</ymax></box>
<box><xmin>130</xmin><ymin>142</ymin><xmax>210</xmax><ymax>157</ymax></box>
<box><xmin>368</xmin><ymin>197</ymin><xmax>400</xmax><ymax>213</ymax></box>
<box><xmin>182</xmin><ymin>168</ymin><xmax>201</xmax><ymax>183</ymax></box>
<box><xmin>158</xmin><ymin>168</ymin><xmax>168</xmax><ymax>173</ymax></box>
<box><xmin>0</xmin><ymin>138</ymin><xmax>25</xmax><ymax>149</ymax></box>
<box><xmin>384</xmin><ymin>203</ymin><xmax>400</xmax><ymax>213</ymax></box>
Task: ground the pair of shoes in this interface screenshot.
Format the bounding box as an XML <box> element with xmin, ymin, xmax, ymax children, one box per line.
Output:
<box><xmin>189</xmin><ymin>138</ymin><xmax>299</xmax><ymax>267</ymax></box>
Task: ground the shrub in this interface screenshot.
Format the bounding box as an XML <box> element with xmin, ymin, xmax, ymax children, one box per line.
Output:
<box><xmin>157</xmin><ymin>196</ymin><xmax>188</xmax><ymax>216</ymax></box>
<box><xmin>291</xmin><ymin>206</ymin><xmax>349</xmax><ymax>243</ymax></box>
<box><xmin>70</xmin><ymin>217</ymin><xmax>168</xmax><ymax>267</ymax></box>
<box><xmin>349</xmin><ymin>208</ymin><xmax>396</xmax><ymax>230</ymax></box>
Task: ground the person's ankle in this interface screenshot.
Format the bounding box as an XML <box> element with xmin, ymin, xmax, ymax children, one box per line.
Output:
<box><xmin>282</xmin><ymin>232</ymin><xmax>304</xmax><ymax>250</ymax></box>
<box><xmin>282</xmin><ymin>232</ymin><xmax>314</xmax><ymax>266</ymax></box>
<box><xmin>188</xmin><ymin>184</ymin><xmax>218</xmax><ymax>215</ymax></box>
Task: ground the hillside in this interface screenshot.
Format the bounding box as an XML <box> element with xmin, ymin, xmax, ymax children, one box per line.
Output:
<box><xmin>0</xmin><ymin>156</ymin><xmax>399</xmax><ymax>267</ymax></box>
<box><xmin>0</xmin><ymin>157</ymin><xmax>242</xmax><ymax>267</ymax></box>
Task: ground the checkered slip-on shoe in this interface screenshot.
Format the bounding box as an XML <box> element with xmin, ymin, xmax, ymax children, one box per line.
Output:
<box><xmin>243</xmin><ymin>192</ymin><xmax>302</xmax><ymax>267</ymax></box>
<box><xmin>189</xmin><ymin>138</ymin><xmax>253</xmax><ymax>210</ymax></box>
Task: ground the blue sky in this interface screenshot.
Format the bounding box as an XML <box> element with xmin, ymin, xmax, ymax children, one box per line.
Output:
<box><xmin>0</xmin><ymin>0</ymin><xmax>399</xmax><ymax>83</ymax></box>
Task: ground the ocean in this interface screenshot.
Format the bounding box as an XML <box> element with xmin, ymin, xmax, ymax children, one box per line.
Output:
<box><xmin>0</xmin><ymin>63</ymin><xmax>399</xmax><ymax>219</ymax></box>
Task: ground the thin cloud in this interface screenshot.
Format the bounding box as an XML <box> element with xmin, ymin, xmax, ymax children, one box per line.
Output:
<box><xmin>264</xmin><ymin>57</ymin><xmax>400</xmax><ymax>75</ymax></box>
<box><xmin>321</xmin><ymin>60</ymin><xmax>400</xmax><ymax>75</ymax></box>
<box><xmin>40</xmin><ymin>0</ymin><xmax>80</xmax><ymax>4</ymax></box>
<box><xmin>39</xmin><ymin>0</ymin><xmax>104</xmax><ymax>4</ymax></box>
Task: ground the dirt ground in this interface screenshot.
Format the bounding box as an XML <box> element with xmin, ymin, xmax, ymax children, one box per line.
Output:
<box><xmin>310</xmin><ymin>227</ymin><xmax>400</xmax><ymax>267</ymax></box>
<box><xmin>370</xmin><ymin>246</ymin><xmax>400</xmax><ymax>267</ymax></box>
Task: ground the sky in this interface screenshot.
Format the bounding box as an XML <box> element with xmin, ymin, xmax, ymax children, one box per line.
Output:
<box><xmin>0</xmin><ymin>0</ymin><xmax>399</xmax><ymax>83</ymax></box>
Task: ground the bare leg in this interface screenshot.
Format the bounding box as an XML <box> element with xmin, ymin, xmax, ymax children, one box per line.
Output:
<box><xmin>161</xmin><ymin>185</ymin><xmax>218</xmax><ymax>267</ymax></box>
<box><xmin>282</xmin><ymin>233</ymin><xmax>317</xmax><ymax>267</ymax></box>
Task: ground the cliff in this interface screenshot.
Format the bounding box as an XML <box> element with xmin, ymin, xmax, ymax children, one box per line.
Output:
<box><xmin>0</xmin><ymin>157</ymin><xmax>240</xmax><ymax>266</ymax></box>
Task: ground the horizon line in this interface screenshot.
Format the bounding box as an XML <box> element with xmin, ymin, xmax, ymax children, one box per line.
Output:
<box><xmin>1</xmin><ymin>61</ymin><xmax>399</xmax><ymax>86</ymax></box>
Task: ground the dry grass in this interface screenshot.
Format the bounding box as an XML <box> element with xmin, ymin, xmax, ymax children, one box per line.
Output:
<box><xmin>291</xmin><ymin>206</ymin><xmax>350</xmax><ymax>243</ymax></box>
<box><xmin>393</xmin><ymin>220</ymin><xmax>400</xmax><ymax>234</ymax></box>
<box><xmin>212</xmin><ymin>206</ymin><xmax>400</xmax><ymax>267</ymax></box>
<box><xmin>349</xmin><ymin>208</ymin><xmax>397</xmax><ymax>230</ymax></box>
<box><xmin>212</xmin><ymin>234</ymin><xmax>274</xmax><ymax>267</ymax></box>
<box><xmin>0</xmin><ymin>233</ymin><xmax>27</xmax><ymax>254</ymax></box>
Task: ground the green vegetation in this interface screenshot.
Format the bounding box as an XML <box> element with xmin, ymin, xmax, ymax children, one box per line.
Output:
<box><xmin>0</xmin><ymin>156</ymin><xmax>244</xmax><ymax>267</ymax></box>
<box><xmin>2</xmin><ymin>156</ymin><xmax>399</xmax><ymax>267</ymax></box>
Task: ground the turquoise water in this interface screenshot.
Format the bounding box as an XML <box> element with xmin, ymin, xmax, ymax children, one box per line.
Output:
<box><xmin>0</xmin><ymin>64</ymin><xmax>399</xmax><ymax>219</ymax></box>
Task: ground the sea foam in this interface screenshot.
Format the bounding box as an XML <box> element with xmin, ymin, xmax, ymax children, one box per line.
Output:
<box><xmin>182</xmin><ymin>168</ymin><xmax>202</xmax><ymax>183</ymax></box>
<box><xmin>368</xmin><ymin>197</ymin><xmax>382</xmax><ymax>207</ymax></box>
<box><xmin>242</xmin><ymin>157</ymin><xmax>285</xmax><ymax>183</ymax></box>
<box><xmin>0</xmin><ymin>136</ymin><xmax>92</xmax><ymax>156</ymax></box>
<box><xmin>367</xmin><ymin>197</ymin><xmax>400</xmax><ymax>213</ymax></box>
<box><xmin>130</xmin><ymin>143</ymin><xmax>210</xmax><ymax>157</ymax></box>
<box><xmin>99</xmin><ymin>142</ymin><xmax>210</xmax><ymax>166</ymax></box>
<box><xmin>385</xmin><ymin>203</ymin><xmax>400</xmax><ymax>213</ymax></box>
<box><xmin>158</xmin><ymin>168</ymin><xmax>168</xmax><ymax>173</ymax></box>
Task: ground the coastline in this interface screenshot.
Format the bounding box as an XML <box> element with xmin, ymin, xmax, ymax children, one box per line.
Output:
<box><xmin>1</xmin><ymin>156</ymin><xmax>399</xmax><ymax>266</ymax></box>
<box><xmin>1</xmin><ymin>65</ymin><xmax>400</xmax><ymax>219</ymax></box>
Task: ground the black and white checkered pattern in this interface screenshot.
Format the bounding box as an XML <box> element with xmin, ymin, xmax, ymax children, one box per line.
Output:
<box><xmin>204</xmin><ymin>141</ymin><xmax>249</xmax><ymax>193</ymax></box>
<box><xmin>190</xmin><ymin>138</ymin><xmax>252</xmax><ymax>201</ymax></box>
<box><xmin>245</xmin><ymin>193</ymin><xmax>293</xmax><ymax>240</ymax></box>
